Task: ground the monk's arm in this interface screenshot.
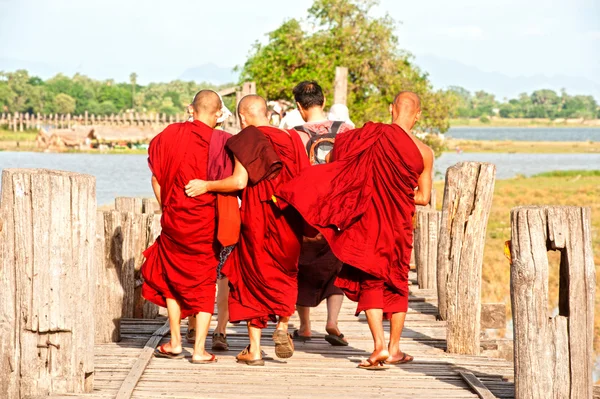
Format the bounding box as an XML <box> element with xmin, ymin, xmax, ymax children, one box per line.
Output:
<box><xmin>185</xmin><ymin>157</ymin><xmax>248</xmax><ymax>197</ymax></box>
<box><xmin>151</xmin><ymin>175</ymin><xmax>162</xmax><ymax>207</ymax></box>
<box><xmin>414</xmin><ymin>146</ymin><xmax>434</xmax><ymax>206</ymax></box>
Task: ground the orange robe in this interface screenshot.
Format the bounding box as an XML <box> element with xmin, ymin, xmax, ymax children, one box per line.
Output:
<box><xmin>222</xmin><ymin>126</ymin><xmax>309</xmax><ymax>328</ymax></box>
<box><xmin>141</xmin><ymin>120</ymin><xmax>219</xmax><ymax>318</ymax></box>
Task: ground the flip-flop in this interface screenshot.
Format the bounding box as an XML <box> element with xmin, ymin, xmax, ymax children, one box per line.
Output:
<box><xmin>357</xmin><ymin>358</ymin><xmax>389</xmax><ymax>371</ymax></box>
<box><xmin>154</xmin><ymin>344</ymin><xmax>184</xmax><ymax>359</ymax></box>
<box><xmin>272</xmin><ymin>330</ymin><xmax>294</xmax><ymax>359</ymax></box>
<box><xmin>324</xmin><ymin>333</ymin><xmax>349</xmax><ymax>346</ymax></box>
<box><xmin>292</xmin><ymin>329</ymin><xmax>311</xmax><ymax>342</ymax></box>
<box><xmin>385</xmin><ymin>352</ymin><xmax>414</xmax><ymax>364</ymax></box>
<box><xmin>191</xmin><ymin>353</ymin><xmax>218</xmax><ymax>364</ymax></box>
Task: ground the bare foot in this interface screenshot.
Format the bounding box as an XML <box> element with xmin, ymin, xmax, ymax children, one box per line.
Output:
<box><xmin>297</xmin><ymin>327</ymin><xmax>311</xmax><ymax>338</ymax></box>
<box><xmin>236</xmin><ymin>345</ymin><xmax>262</xmax><ymax>361</ymax></box>
<box><xmin>325</xmin><ymin>323</ymin><xmax>347</xmax><ymax>343</ymax></box>
<box><xmin>386</xmin><ymin>351</ymin><xmax>414</xmax><ymax>364</ymax></box>
<box><xmin>358</xmin><ymin>349</ymin><xmax>389</xmax><ymax>368</ymax></box>
<box><xmin>161</xmin><ymin>341</ymin><xmax>182</xmax><ymax>354</ymax></box>
<box><xmin>192</xmin><ymin>350</ymin><xmax>217</xmax><ymax>362</ymax></box>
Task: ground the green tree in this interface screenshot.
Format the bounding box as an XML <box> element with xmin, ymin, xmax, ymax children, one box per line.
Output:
<box><xmin>239</xmin><ymin>0</ymin><xmax>452</xmax><ymax>133</ymax></box>
<box><xmin>54</xmin><ymin>93</ymin><xmax>76</xmax><ymax>114</ymax></box>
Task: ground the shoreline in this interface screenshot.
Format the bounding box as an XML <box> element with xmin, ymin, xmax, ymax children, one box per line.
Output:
<box><xmin>449</xmin><ymin>117</ymin><xmax>600</xmax><ymax>128</ymax></box>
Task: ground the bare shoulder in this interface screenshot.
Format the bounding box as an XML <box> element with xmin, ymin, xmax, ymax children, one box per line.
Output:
<box><xmin>405</xmin><ymin>131</ymin><xmax>434</xmax><ymax>166</ymax></box>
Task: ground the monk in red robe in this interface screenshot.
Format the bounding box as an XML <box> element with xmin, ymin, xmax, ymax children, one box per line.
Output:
<box><xmin>141</xmin><ymin>90</ymin><xmax>224</xmax><ymax>364</ymax></box>
<box><xmin>276</xmin><ymin>91</ymin><xmax>434</xmax><ymax>370</ymax></box>
<box><xmin>185</xmin><ymin>95</ymin><xmax>309</xmax><ymax>366</ymax></box>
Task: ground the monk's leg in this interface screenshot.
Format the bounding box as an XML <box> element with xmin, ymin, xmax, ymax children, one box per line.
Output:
<box><xmin>356</xmin><ymin>274</ymin><xmax>389</xmax><ymax>365</ymax></box>
<box><xmin>165</xmin><ymin>298</ymin><xmax>183</xmax><ymax>353</ymax></box>
<box><xmin>388</xmin><ymin>312</ymin><xmax>408</xmax><ymax>361</ymax></box>
<box><xmin>192</xmin><ymin>311</ymin><xmax>214</xmax><ymax>361</ymax></box>
<box><xmin>245</xmin><ymin>322</ymin><xmax>263</xmax><ymax>360</ymax></box>
<box><xmin>296</xmin><ymin>306</ymin><xmax>311</xmax><ymax>337</ymax></box>
<box><xmin>276</xmin><ymin>316</ymin><xmax>290</xmax><ymax>332</ymax></box>
<box><xmin>215</xmin><ymin>277</ymin><xmax>229</xmax><ymax>335</ymax></box>
<box><xmin>362</xmin><ymin>308</ymin><xmax>389</xmax><ymax>365</ymax></box>
<box><xmin>325</xmin><ymin>294</ymin><xmax>344</xmax><ymax>336</ymax></box>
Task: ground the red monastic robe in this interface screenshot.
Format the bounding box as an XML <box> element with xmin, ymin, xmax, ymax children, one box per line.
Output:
<box><xmin>221</xmin><ymin>125</ymin><xmax>310</xmax><ymax>328</ymax></box>
<box><xmin>276</xmin><ymin>122</ymin><xmax>424</xmax><ymax>314</ymax></box>
<box><xmin>141</xmin><ymin>120</ymin><xmax>219</xmax><ymax>318</ymax></box>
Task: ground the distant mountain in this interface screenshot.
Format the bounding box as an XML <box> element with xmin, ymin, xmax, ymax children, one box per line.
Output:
<box><xmin>178</xmin><ymin>63</ymin><xmax>239</xmax><ymax>85</ymax></box>
<box><xmin>415</xmin><ymin>54</ymin><xmax>600</xmax><ymax>101</ymax></box>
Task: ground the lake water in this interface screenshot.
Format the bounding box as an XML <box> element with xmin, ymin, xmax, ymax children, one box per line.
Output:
<box><xmin>2</xmin><ymin>150</ymin><xmax>600</xmax><ymax>205</ymax></box>
<box><xmin>448</xmin><ymin>126</ymin><xmax>600</xmax><ymax>141</ymax></box>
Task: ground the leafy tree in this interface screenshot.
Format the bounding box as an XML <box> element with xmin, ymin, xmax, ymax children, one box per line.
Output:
<box><xmin>54</xmin><ymin>93</ymin><xmax>76</xmax><ymax>114</ymax></box>
<box><xmin>239</xmin><ymin>0</ymin><xmax>452</xmax><ymax>133</ymax></box>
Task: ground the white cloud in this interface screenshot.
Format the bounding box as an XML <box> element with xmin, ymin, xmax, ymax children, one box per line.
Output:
<box><xmin>586</xmin><ymin>31</ymin><xmax>600</xmax><ymax>40</ymax></box>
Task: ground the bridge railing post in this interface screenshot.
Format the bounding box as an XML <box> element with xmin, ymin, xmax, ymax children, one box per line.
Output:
<box><xmin>0</xmin><ymin>169</ymin><xmax>96</xmax><ymax>398</ymax></box>
<box><xmin>510</xmin><ymin>206</ymin><xmax>595</xmax><ymax>399</ymax></box>
<box><xmin>436</xmin><ymin>161</ymin><xmax>496</xmax><ymax>355</ymax></box>
<box><xmin>414</xmin><ymin>207</ymin><xmax>441</xmax><ymax>290</ymax></box>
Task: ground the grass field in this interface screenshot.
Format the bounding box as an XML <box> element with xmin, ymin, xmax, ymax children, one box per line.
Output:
<box><xmin>434</xmin><ymin>170</ymin><xmax>600</xmax><ymax>350</ymax></box>
<box><xmin>0</xmin><ymin>128</ymin><xmax>38</xmax><ymax>142</ymax></box>
<box><xmin>445</xmin><ymin>138</ymin><xmax>600</xmax><ymax>153</ymax></box>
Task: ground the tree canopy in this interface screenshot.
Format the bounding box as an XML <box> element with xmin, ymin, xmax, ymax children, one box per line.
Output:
<box><xmin>239</xmin><ymin>0</ymin><xmax>453</xmax><ymax>133</ymax></box>
<box><xmin>448</xmin><ymin>86</ymin><xmax>599</xmax><ymax>120</ymax></box>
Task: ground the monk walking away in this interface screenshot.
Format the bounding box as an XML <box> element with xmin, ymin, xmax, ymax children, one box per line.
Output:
<box><xmin>291</xmin><ymin>81</ymin><xmax>353</xmax><ymax>346</ymax></box>
<box><xmin>141</xmin><ymin>90</ymin><xmax>228</xmax><ymax>364</ymax></box>
<box><xmin>186</xmin><ymin>94</ymin><xmax>310</xmax><ymax>366</ymax></box>
<box><xmin>276</xmin><ymin>91</ymin><xmax>434</xmax><ymax>370</ymax></box>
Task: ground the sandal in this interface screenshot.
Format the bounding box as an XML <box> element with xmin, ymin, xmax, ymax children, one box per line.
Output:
<box><xmin>324</xmin><ymin>333</ymin><xmax>348</xmax><ymax>346</ymax></box>
<box><xmin>236</xmin><ymin>345</ymin><xmax>265</xmax><ymax>366</ymax></box>
<box><xmin>191</xmin><ymin>353</ymin><xmax>218</xmax><ymax>364</ymax></box>
<box><xmin>357</xmin><ymin>358</ymin><xmax>389</xmax><ymax>371</ymax></box>
<box><xmin>385</xmin><ymin>352</ymin><xmax>414</xmax><ymax>364</ymax></box>
<box><xmin>154</xmin><ymin>344</ymin><xmax>184</xmax><ymax>359</ymax></box>
<box><xmin>292</xmin><ymin>329</ymin><xmax>311</xmax><ymax>342</ymax></box>
<box><xmin>272</xmin><ymin>330</ymin><xmax>294</xmax><ymax>359</ymax></box>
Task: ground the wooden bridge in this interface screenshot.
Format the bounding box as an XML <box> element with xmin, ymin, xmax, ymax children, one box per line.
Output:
<box><xmin>1</xmin><ymin>166</ymin><xmax>597</xmax><ymax>399</ymax></box>
<box><xmin>65</xmin><ymin>276</ymin><xmax>515</xmax><ymax>399</ymax></box>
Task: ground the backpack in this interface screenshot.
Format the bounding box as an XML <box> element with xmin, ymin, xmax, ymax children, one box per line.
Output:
<box><xmin>294</xmin><ymin>121</ymin><xmax>343</xmax><ymax>165</ymax></box>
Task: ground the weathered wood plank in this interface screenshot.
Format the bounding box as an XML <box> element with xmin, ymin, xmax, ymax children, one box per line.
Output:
<box><xmin>415</xmin><ymin>208</ymin><xmax>441</xmax><ymax>290</ymax></box>
<box><xmin>115</xmin><ymin>320</ymin><xmax>170</xmax><ymax>399</ymax></box>
<box><xmin>458</xmin><ymin>371</ymin><xmax>498</xmax><ymax>399</ymax></box>
<box><xmin>510</xmin><ymin>206</ymin><xmax>595</xmax><ymax>399</ymax></box>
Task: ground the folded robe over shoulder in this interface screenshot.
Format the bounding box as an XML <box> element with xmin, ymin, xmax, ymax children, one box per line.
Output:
<box><xmin>221</xmin><ymin>125</ymin><xmax>309</xmax><ymax>328</ymax></box>
<box><xmin>275</xmin><ymin>122</ymin><xmax>424</xmax><ymax>301</ymax></box>
<box><xmin>141</xmin><ymin>120</ymin><xmax>219</xmax><ymax>318</ymax></box>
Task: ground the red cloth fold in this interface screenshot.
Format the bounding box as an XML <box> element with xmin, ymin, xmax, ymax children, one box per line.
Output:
<box><xmin>221</xmin><ymin>126</ymin><xmax>310</xmax><ymax>328</ymax></box>
<box><xmin>275</xmin><ymin>122</ymin><xmax>424</xmax><ymax>300</ymax></box>
<box><xmin>141</xmin><ymin>120</ymin><xmax>219</xmax><ymax>318</ymax></box>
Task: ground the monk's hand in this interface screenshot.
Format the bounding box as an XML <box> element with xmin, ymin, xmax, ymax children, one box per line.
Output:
<box><xmin>185</xmin><ymin>179</ymin><xmax>209</xmax><ymax>197</ymax></box>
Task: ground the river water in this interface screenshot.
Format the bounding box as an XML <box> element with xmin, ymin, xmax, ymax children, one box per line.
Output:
<box><xmin>447</xmin><ymin>126</ymin><xmax>600</xmax><ymax>141</ymax></box>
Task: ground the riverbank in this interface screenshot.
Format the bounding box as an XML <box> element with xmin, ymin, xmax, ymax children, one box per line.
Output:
<box><xmin>450</xmin><ymin>117</ymin><xmax>600</xmax><ymax>128</ymax></box>
<box><xmin>445</xmin><ymin>138</ymin><xmax>600</xmax><ymax>153</ymax></box>
<box><xmin>434</xmin><ymin>170</ymin><xmax>600</xmax><ymax>351</ymax></box>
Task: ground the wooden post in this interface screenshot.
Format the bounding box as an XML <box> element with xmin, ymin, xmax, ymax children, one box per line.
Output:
<box><xmin>510</xmin><ymin>206</ymin><xmax>595</xmax><ymax>399</ymax></box>
<box><xmin>19</xmin><ymin>113</ymin><xmax>23</xmax><ymax>132</ymax></box>
<box><xmin>84</xmin><ymin>110</ymin><xmax>88</xmax><ymax>125</ymax></box>
<box><xmin>13</xmin><ymin>112</ymin><xmax>17</xmax><ymax>131</ymax></box>
<box><xmin>414</xmin><ymin>208</ymin><xmax>441</xmax><ymax>290</ymax></box>
<box><xmin>115</xmin><ymin>197</ymin><xmax>143</xmax><ymax>213</ymax></box>
<box><xmin>142</xmin><ymin>198</ymin><xmax>160</xmax><ymax>214</ymax></box>
<box><xmin>0</xmin><ymin>169</ymin><xmax>96</xmax><ymax>398</ymax></box>
<box><xmin>334</xmin><ymin>66</ymin><xmax>349</xmax><ymax>106</ymax></box>
<box><xmin>436</xmin><ymin>161</ymin><xmax>496</xmax><ymax>355</ymax></box>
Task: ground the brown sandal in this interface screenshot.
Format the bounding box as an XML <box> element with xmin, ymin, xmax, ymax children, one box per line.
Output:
<box><xmin>385</xmin><ymin>352</ymin><xmax>414</xmax><ymax>364</ymax></box>
<box><xmin>191</xmin><ymin>353</ymin><xmax>218</xmax><ymax>364</ymax></box>
<box><xmin>236</xmin><ymin>345</ymin><xmax>265</xmax><ymax>366</ymax></box>
<box><xmin>358</xmin><ymin>358</ymin><xmax>389</xmax><ymax>371</ymax></box>
<box><xmin>272</xmin><ymin>330</ymin><xmax>294</xmax><ymax>359</ymax></box>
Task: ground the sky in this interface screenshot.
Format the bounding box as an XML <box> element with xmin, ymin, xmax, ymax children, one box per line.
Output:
<box><xmin>0</xmin><ymin>0</ymin><xmax>598</xmax><ymax>85</ymax></box>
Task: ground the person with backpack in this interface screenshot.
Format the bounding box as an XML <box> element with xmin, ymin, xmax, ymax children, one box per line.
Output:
<box><xmin>291</xmin><ymin>81</ymin><xmax>354</xmax><ymax>346</ymax></box>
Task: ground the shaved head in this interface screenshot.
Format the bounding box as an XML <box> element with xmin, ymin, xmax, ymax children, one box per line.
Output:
<box><xmin>192</xmin><ymin>90</ymin><xmax>221</xmax><ymax>114</ymax></box>
<box><xmin>393</xmin><ymin>91</ymin><xmax>421</xmax><ymax>113</ymax></box>
<box><xmin>390</xmin><ymin>91</ymin><xmax>422</xmax><ymax>132</ymax></box>
<box><xmin>237</xmin><ymin>95</ymin><xmax>268</xmax><ymax>119</ymax></box>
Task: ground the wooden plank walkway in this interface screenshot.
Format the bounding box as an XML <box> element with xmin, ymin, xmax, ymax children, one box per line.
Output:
<box><xmin>55</xmin><ymin>272</ymin><xmax>516</xmax><ymax>399</ymax></box>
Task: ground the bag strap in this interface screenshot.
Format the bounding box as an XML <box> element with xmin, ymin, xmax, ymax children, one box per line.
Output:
<box><xmin>329</xmin><ymin>121</ymin><xmax>343</xmax><ymax>135</ymax></box>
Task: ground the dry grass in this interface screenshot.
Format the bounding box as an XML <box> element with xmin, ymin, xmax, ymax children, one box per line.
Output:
<box><xmin>434</xmin><ymin>172</ymin><xmax>600</xmax><ymax>351</ymax></box>
<box><xmin>445</xmin><ymin>138</ymin><xmax>600</xmax><ymax>154</ymax></box>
